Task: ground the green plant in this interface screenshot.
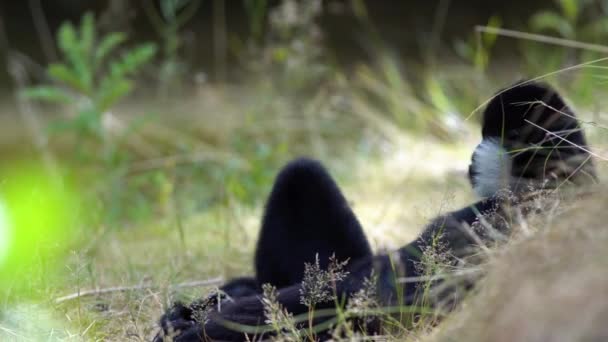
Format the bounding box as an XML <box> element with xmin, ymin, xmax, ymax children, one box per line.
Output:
<box><xmin>524</xmin><ymin>0</ymin><xmax>608</xmax><ymax>69</ymax></box>
<box><xmin>262</xmin><ymin>283</ymin><xmax>301</xmax><ymax>340</ymax></box>
<box><xmin>354</xmin><ymin>55</ymin><xmax>468</xmax><ymax>140</ymax></box>
<box><xmin>524</xmin><ymin>0</ymin><xmax>608</xmax><ymax>101</ymax></box>
<box><xmin>454</xmin><ymin>15</ymin><xmax>502</xmax><ymax>72</ymax></box>
<box><xmin>23</xmin><ymin>12</ymin><xmax>156</xmax><ymax>161</ymax></box>
<box><xmin>21</xmin><ymin>12</ymin><xmax>159</xmax><ymax>224</ymax></box>
<box><xmin>236</xmin><ymin>0</ymin><xmax>332</xmax><ymax>95</ymax></box>
<box><xmin>141</xmin><ymin>0</ymin><xmax>201</xmax><ymax>95</ymax></box>
<box><xmin>244</xmin><ymin>0</ymin><xmax>269</xmax><ymax>44</ymax></box>
<box><xmin>529</xmin><ymin>0</ymin><xmax>608</xmax><ymax>40</ymax></box>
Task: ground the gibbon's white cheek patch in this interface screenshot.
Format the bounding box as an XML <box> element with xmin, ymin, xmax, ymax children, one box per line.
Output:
<box><xmin>471</xmin><ymin>139</ymin><xmax>512</xmax><ymax>198</ymax></box>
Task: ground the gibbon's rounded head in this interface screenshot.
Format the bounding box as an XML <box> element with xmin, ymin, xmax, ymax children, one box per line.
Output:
<box><xmin>469</xmin><ymin>81</ymin><xmax>596</xmax><ymax>198</ymax></box>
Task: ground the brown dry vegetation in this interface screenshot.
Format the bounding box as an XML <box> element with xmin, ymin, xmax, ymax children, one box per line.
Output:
<box><xmin>426</xmin><ymin>183</ymin><xmax>608</xmax><ymax>342</ymax></box>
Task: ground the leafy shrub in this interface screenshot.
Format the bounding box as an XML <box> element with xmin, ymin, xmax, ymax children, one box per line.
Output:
<box><xmin>23</xmin><ymin>12</ymin><xmax>156</xmax><ymax>162</ymax></box>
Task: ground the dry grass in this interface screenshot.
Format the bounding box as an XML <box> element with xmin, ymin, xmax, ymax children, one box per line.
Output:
<box><xmin>1</xmin><ymin>88</ymin><xmax>606</xmax><ymax>341</ymax></box>
<box><xmin>2</xmin><ymin>40</ymin><xmax>608</xmax><ymax>340</ymax></box>
<box><xmin>425</xmin><ymin>181</ymin><xmax>608</xmax><ymax>342</ymax></box>
<box><xmin>0</xmin><ymin>96</ymin><xmax>478</xmax><ymax>341</ymax></box>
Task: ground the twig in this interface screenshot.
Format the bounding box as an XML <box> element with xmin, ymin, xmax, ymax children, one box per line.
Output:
<box><xmin>139</xmin><ymin>0</ymin><xmax>166</xmax><ymax>37</ymax></box>
<box><xmin>0</xmin><ymin>10</ymin><xmax>9</xmax><ymax>56</ymax></box>
<box><xmin>476</xmin><ymin>26</ymin><xmax>608</xmax><ymax>54</ymax></box>
<box><xmin>127</xmin><ymin>151</ymin><xmax>249</xmax><ymax>174</ymax></box>
<box><xmin>524</xmin><ymin>119</ymin><xmax>608</xmax><ymax>161</ymax></box>
<box><xmin>54</xmin><ymin>277</ymin><xmax>224</xmax><ymax>304</ymax></box>
<box><xmin>8</xmin><ymin>52</ymin><xmax>62</xmax><ymax>184</ymax></box>
<box><xmin>28</xmin><ymin>0</ymin><xmax>57</xmax><ymax>62</ymax></box>
<box><xmin>213</xmin><ymin>0</ymin><xmax>226</xmax><ymax>82</ymax></box>
<box><xmin>396</xmin><ymin>267</ymin><xmax>482</xmax><ymax>284</ymax></box>
<box><xmin>466</xmin><ymin>56</ymin><xmax>608</xmax><ymax>120</ymax></box>
<box><xmin>0</xmin><ymin>325</ymin><xmax>25</xmax><ymax>339</ymax></box>
<box><xmin>427</xmin><ymin>0</ymin><xmax>451</xmax><ymax>65</ymax></box>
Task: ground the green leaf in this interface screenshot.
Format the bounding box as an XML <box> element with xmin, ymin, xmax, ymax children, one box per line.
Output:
<box><xmin>57</xmin><ymin>22</ymin><xmax>77</xmax><ymax>57</ymax></box>
<box><xmin>244</xmin><ymin>0</ymin><xmax>268</xmax><ymax>40</ymax></box>
<box><xmin>94</xmin><ymin>32</ymin><xmax>127</xmax><ymax>69</ymax></box>
<box><xmin>47</xmin><ymin>109</ymin><xmax>100</xmax><ymax>138</ymax></box>
<box><xmin>22</xmin><ymin>86</ymin><xmax>73</xmax><ymax>104</ymax></box>
<box><xmin>557</xmin><ymin>0</ymin><xmax>579</xmax><ymax>22</ymax></box>
<box><xmin>272</xmin><ymin>47</ymin><xmax>288</xmax><ymax>62</ymax></box>
<box><xmin>110</xmin><ymin>43</ymin><xmax>157</xmax><ymax>78</ymax></box>
<box><xmin>160</xmin><ymin>0</ymin><xmax>178</xmax><ymax>22</ymax></box>
<box><xmin>47</xmin><ymin>118</ymin><xmax>81</xmax><ymax>135</ymax></box>
<box><xmin>474</xmin><ymin>47</ymin><xmax>488</xmax><ymax>71</ymax></box>
<box><xmin>453</xmin><ymin>39</ymin><xmax>474</xmax><ymax>61</ymax></box>
<box><xmin>80</xmin><ymin>12</ymin><xmax>96</xmax><ymax>57</ymax></box>
<box><xmin>425</xmin><ymin>77</ymin><xmax>452</xmax><ymax>113</ymax></box>
<box><xmin>351</xmin><ymin>0</ymin><xmax>369</xmax><ymax>21</ymax></box>
<box><xmin>56</xmin><ymin>18</ymin><xmax>92</xmax><ymax>94</ymax></box>
<box><xmin>75</xmin><ymin>109</ymin><xmax>103</xmax><ymax>138</ymax></box>
<box><xmin>97</xmin><ymin>79</ymin><xmax>133</xmax><ymax>112</ymax></box>
<box><xmin>579</xmin><ymin>19</ymin><xmax>608</xmax><ymax>40</ymax></box>
<box><xmin>48</xmin><ymin>63</ymin><xmax>85</xmax><ymax>91</ymax></box>
<box><xmin>483</xmin><ymin>15</ymin><xmax>502</xmax><ymax>47</ymax></box>
<box><xmin>530</xmin><ymin>11</ymin><xmax>574</xmax><ymax>38</ymax></box>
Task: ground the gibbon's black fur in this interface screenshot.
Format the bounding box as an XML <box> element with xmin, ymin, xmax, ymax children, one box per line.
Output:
<box><xmin>255</xmin><ymin>158</ymin><xmax>373</xmax><ymax>288</ymax></box>
<box><xmin>154</xmin><ymin>81</ymin><xmax>596</xmax><ymax>341</ymax></box>
<box><xmin>469</xmin><ymin>80</ymin><xmax>596</xmax><ymax>197</ymax></box>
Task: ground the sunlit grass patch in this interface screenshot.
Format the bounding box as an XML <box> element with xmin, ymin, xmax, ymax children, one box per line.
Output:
<box><xmin>425</xmin><ymin>185</ymin><xmax>608</xmax><ymax>342</ymax></box>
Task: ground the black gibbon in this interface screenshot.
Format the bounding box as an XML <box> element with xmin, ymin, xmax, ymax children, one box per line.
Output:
<box><xmin>154</xmin><ymin>81</ymin><xmax>596</xmax><ymax>341</ymax></box>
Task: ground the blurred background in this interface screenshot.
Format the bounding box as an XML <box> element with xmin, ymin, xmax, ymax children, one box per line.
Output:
<box><xmin>0</xmin><ymin>0</ymin><xmax>607</xmax><ymax>340</ymax></box>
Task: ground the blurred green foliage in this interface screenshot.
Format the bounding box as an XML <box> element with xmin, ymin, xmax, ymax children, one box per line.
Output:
<box><xmin>529</xmin><ymin>0</ymin><xmax>608</xmax><ymax>40</ymax></box>
<box><xmin>524</xmin><ymin>0</ymin><xmax>608</xmax><ymax>70</ymax></box>
<box><xmin>142</xmin><ymin>0</ymin><xmax>201</xmax><ymax>96</ymax></box>
<box><xmin>23</xmin><ymin>12</ymin><xmax>156</xmax><ymax>159</ymax></box>
<box><xmin>20</xmin><ymin>12</ymin><xmax>162</xmax><ymax>224</ymax></box>
<box><xmin>236</xmin><ymin>0</ymin><xmax>332</xmax><ymax>95</ymax></box>
<box><xmin>244</xmin><ymin>0</ymin><xmax>269</xmax><ymax>43</ymax></box>
<box><xmin>11</xmin><ymin>0</ymin><xmax>608</xmax><ymax>228</ymax></box>
<box><xmin>454</xmin><ymin>16</ymin><xmax>502</xmax><ymax>72</ymax></box>
<box><xmin>524</xmin><ymin>0</ymin><xmax>608</xmax><ymax>102</ymax></box>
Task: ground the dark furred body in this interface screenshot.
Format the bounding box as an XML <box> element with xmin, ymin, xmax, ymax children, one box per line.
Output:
<box><xmin>154</xmin><ymin>81</ymin><xmax>595</xmax><ymax>341</ymax></box>
<box><xmin>154</xmin><ymin>160</ymin><xmax>503</xmax><ymax>341</ymax></box>
<box><xmin>469</xmin><ymin>81</ymin><xmax>596</xmax><ymax>195</ymax></box>
<box><xmin>255</xmin><ymin>158</ymin><xmax>373</xmax><ymax>288</ymax></box>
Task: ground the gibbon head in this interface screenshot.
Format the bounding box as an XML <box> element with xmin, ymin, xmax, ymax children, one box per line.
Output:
<box><xmin>469</xmin><ymin>81</ymin><xmax>596</xmax><ymax>198</ymax></box>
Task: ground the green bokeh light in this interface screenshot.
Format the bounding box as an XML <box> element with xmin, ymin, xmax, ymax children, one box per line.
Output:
<box><xmin>0</xmin><ymin>163</ymin><xmax>78</xmax><ymax>293</ymax></box>
<box><xmin>0</xmin><ymin>200</ymin><xmax>11</xmax><ymax>266</ymax></box>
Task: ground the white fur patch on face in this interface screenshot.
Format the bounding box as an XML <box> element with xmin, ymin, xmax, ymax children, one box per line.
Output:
<box><xmin>471</xmin><ymin>139</ymin><xmax>512</xmax><ymax>198</ymax></box>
